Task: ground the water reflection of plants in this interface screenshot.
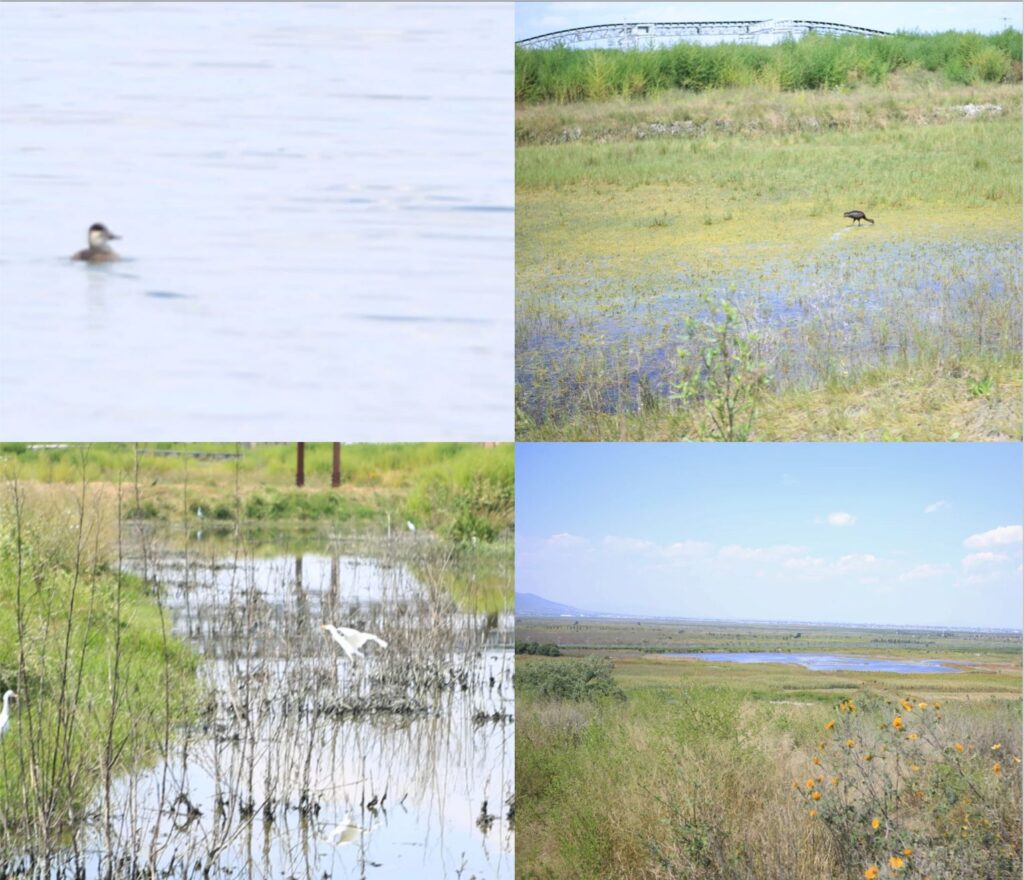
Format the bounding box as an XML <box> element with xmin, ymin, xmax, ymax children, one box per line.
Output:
<box><xmin>517</xmin><ymin>237</ymin><xmax>1021</xmax><ymax>439</ymax></box>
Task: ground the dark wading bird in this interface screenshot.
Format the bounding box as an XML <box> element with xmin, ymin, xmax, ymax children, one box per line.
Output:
<box><xmin>843</xmin><ymin>210</ymin><xmax>874</xmax><ymax>226</ymax></box>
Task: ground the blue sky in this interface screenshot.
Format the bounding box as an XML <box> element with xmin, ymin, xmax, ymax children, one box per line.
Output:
<box><xmin>516</xmin><ymin>3</ymin><xmax>1023</xmax><ymax>41</ymax></box>
<box><xmin>516</xmin><ymin>443</ymin><xmax>1023</xmax><ymax>629</ymax></box>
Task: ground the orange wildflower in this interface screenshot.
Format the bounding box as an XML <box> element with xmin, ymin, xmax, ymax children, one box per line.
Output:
<box><xmin>954</xmin><ymin>743</ymin><xmax>964</xmax><ymax>753</ymax></box>
<box><xmin>863</xmin><ymin>867</ymin><xmax>879</xmax><ymax>880</ymax></box>
<box><xmin>890</xmin><ymin>855</ymin><xmax>905</xmax><ymax>870</ymax></box>
<box><xmin>825</xmin><ymin>719</ymin><xmax>836</xmax><ymax>730</ymax></box>
<box><xmin>871</xmin><ymin>817</ymin><xmax>881</xmax><ymax>830</ymax></box>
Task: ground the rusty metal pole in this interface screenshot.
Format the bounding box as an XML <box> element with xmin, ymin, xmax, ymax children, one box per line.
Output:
<box><xmin>296</xmin><ymin>442</ymin><xmax>305</xmax><ymax>487</ymax></box>
<box><xmin>332</xmin><ymin>442</ymin><xmax>341</xmax><ymax>488</ymax></box>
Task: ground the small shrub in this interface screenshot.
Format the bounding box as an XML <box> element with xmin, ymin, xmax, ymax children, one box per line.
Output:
<box><xmin>672</xmin><ymin>295</ymin><xmax>771</xmax><ymax>441</ymax></box>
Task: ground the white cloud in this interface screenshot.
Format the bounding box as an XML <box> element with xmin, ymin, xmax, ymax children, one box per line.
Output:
<box><xmin>925</xmin><ymin>500</ymin><xmax>950</xmax><ymax>514</ymax></box>
<box><xmin>663</xmin><ymin>540</ymin><xmax>714</xmax><ymax>558</ymax></box>
<box><xmin>783</xmin><ymin>555</ymin><xmax>825</xmax><ymax>570</ymax></box>
<box><xmin>718</xmin><ymin>544</ymin><xmax>806</xmax><ymax>561</ymax></box>
<box><xmin>963</xmin><ymin>525</ymin><xmax>1023</xmax><ymax>549</ymax></box>
<box><xmin>546</xmin><ymin>532</ymin><xmax>587</xmax><ymax>548</ymax></box>
<box><xmin>962</xmin><ymin>552</ymin><xmax>1009</xmax><ymax>568</ymax></box>
<box><xmin>826</xmin><ymin>512</ymin><xmax>856</xmax><ymax>527</ymax></box>
<box><xmin>959</xmin><ymin>572</ymin><xmax>1004</xmax><ymax>587</ymax></box>
<box><xmin>836</xmin><ymin>554</ymin><xmax>877</xmax><ymax>571</ymax></box>
<box><xmin>898</xmin><ymin>563</ymin><xmax>950</xmax><ymax>582</ymax></box>
<box><xmin>602</xmin><ymin>535</ymin><xmax>655</xmax><ymax>553</ymax></box>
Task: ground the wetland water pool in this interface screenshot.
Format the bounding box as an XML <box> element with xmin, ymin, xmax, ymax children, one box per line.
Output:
<box><xmin>668</xmin><ymin>652</ymin><xmax>962</xmax><ymax>674</ymax></box>
<box><xmin>516</xmin><ymin>235</ymin><xmax>1021</xmax><ymax>423</ymax></box>
<box><xmin>23</xmin><ymin>530</ymin><xmax>513</xmax><ymax>879</ymax></box>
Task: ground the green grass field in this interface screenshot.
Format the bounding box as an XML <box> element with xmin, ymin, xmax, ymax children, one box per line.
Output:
<box><xmin>516</xmin><ymin>618</ymin><xmax>1022</xmax><ymax>880</ymax></box>
<box><xmin>516</xmin><ymin>62</ymin><xmax>1022</xmax><ymax>440</ymax></box>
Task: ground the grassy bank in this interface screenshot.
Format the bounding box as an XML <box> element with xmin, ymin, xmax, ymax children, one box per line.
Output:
<box><xmin>0</xmin><ymin>485</ymin><xmax>197</xmax><ymax>848</ymax></box>
<box><xmin>516</xmin><ymin>635</ymin><xmax>1022</xmax><ymax>879</ymax></box>
<box><xmin>517</xmin><ymin>76</ymin><xmax>1021</xmax><ymax>144</ymax></box>
<box><xmin>516</xmin><ymin>76</ymin><xmax>1021</xmax><ymax>440</ymax></box>
<box><xmin>0</xmin><ymin>443</ymin><xmax>514</xmax><ymax>542</ymax></box>
<box><xmin>516</xmin><ymin>31</ymin><xmax>1021</xmax><ymax>104</ymax></box>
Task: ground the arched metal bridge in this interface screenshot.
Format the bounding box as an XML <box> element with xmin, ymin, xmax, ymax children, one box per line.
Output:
<box><xmin>516</xmin><ymin>20</ymin><xmax>891</xmax><ymax>50</ymax></box>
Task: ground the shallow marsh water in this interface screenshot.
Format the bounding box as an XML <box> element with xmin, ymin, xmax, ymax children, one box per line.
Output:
<box><xmin>17</xmin><ymin>529</ymin><xmax>513</xmax><ymax>878</ymax></box>
<box><xmin>667</xmin><ymin>651</ymin><xmax>962</xmax><ymax>674</ymax></box>
<box><xmin>0</xmin><ymin>2</ymin><xmax>512</xmax><ymax>439</ymax></box>
<box><xmin>516</xmin><ymin>233</ymin><xmax>1021</xmax><ymax>423</ymax></box>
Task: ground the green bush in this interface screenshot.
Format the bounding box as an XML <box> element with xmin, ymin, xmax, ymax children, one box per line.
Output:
<box><xmin>516</xmin><ymin>641</ymin><xmax>562</xmax><ymax>656</ymax></box>
<box><xmin>516</xmin><ymin>657</ymin><xmax>626</xmax><ymax>702</ymax></box>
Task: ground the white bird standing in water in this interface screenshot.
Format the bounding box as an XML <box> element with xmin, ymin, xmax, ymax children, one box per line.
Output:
<box><xmin>327</xmin><ymin>812</ymin><xmax>379</xmax><ymax>846</ymax></box>
<box><xmin>321</xmin><ymin>625</ymin><xmax>388</xmax><ymax>661</ymax></box>
<box><xmin>0</xmin><ymin>690</ymin><xmax>18</xmax><ymax>738</ymax></box>
<box><xmin>328</xmin><ymin>813</ymin><xmax>362</xmax><ymax>846</ymax></box>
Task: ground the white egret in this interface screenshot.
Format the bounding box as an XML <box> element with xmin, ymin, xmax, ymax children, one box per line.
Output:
<box><xmin>328</xmin><ymin>814</ymin><xmax>361</xmax><ymax>846</ymax></box>
<box><xmin>406</xmin><ymin>520</ymin><xmax>415</xmax><ymax>532</ymax></box>
<box><xmin>327</xmin><ymin>812</ymin><xmax>378</xmax><ymax>847</ymax></box>
<box><xmin>0</xmin><ymin>690</ymin><xmax>17</xmax><ymax>738</ymax></box>
<box><xmin>321</xmin><ymin>625</ymin><xmax>388</xmax><ymax>661</ymax></box>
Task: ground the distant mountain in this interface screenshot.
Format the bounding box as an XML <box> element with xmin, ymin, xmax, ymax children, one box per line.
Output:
<box><xmin>515</xmin><ymin>592</ymin><xmax>587</xmax><ymax>617</ymax></box>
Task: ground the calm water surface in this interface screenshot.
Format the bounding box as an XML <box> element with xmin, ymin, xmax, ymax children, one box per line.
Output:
<box><xmin>0</xmin><ymin>2</ymin><xmax>512</xmax><ymax>438</ymax></box>
<box><xmin>668</xmin><ymin>652</ymin><xmax>961</xmax><ymax>674</ymax></box>
<box><xmin>42</xmin><ymin>534</ymin><xmax>515</xmax><ymax>878</ymax></box>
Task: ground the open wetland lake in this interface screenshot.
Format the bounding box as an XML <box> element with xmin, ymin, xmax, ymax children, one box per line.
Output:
<box><xmin>664</xmin><ymin>652</ymin><xmax>962</xmax><ymax>674</ymax></box>
<box><xmin>0</xmin><ymin>525</ymin><xmax>513</xmax><ymax>879</ymax></box>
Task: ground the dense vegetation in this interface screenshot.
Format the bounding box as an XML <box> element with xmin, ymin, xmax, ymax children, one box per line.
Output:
<box><xmin>515</xmin><ymin>657</ymin><xmax>625</xmax><ymax>702</ymax></box>
<box><xmin>516</xmin><ymin>641</ymin><xmax>562</xmax><ymax>656</ymax></box>
<box><xmin>516</xmin><ymin>30</ymin><xmax>1022</xmax><ymax>103</ymax></box>
<box><xmin>517</xmin><ymin>649</ymin><xmax>1022</xmax><ymax>879</ymax></box>
<box><xmin>0</xmin><ymin>489</ymin><xmax>197</xmax><ymax>842</ymax></box>
<box><xmin>0</xmin><ymin>443</ymin><xmax>514</xmax><ymax>543</ymax></box>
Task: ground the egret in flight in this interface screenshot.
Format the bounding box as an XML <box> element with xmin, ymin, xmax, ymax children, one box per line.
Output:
<box><xmin>321</xmin><ymin>625</ymin><xmax>388</xmax><ymax>661</ymax></box>
<box><xmin>0</xmin><ymin>690</ymin><xmax>18</xmax><ymax>738</ymax></box>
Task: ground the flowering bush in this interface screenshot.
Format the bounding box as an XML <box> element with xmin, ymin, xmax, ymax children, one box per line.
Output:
<box><xmin>795</xmin><ymin>693</ymin><xmax>1021</xmax><ymax>879</ymax></box>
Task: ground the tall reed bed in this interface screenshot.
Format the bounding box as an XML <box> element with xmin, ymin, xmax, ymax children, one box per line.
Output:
<box><xmin>516</xmin><ymin>30</ymin><xmax>1022</xmax><ymax>104</ymax></box>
